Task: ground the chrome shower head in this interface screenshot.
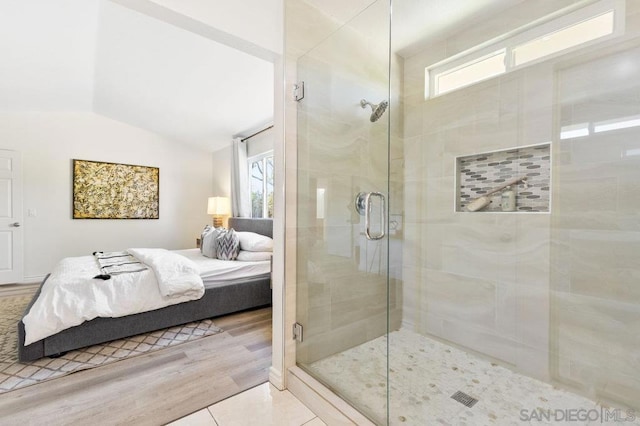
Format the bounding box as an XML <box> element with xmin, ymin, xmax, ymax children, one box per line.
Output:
<box><xmin>360</xmin><ymin>99</ymin><xmax>388</xmax><ymax>122</ymax></box>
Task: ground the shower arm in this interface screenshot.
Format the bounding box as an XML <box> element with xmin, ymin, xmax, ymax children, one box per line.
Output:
<box><xmin>482</xmin><ymin>176</ymin><xmax>528</xmax><ymax>197</ymax></box>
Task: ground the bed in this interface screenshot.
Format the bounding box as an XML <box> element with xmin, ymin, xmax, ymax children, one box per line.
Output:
<box><xmin>17</xmin><ymin>218</ymin><xmax>273</xmax><ymax>362</ymax></box>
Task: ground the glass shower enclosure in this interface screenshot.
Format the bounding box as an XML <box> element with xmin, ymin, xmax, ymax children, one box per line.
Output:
<box><xmin>294</xmin><ymin>2</ymin><xmax>395</xmax><ymax>422</ymax></box>
<box><xmin>289</xmin><ymin>0</ymin><xmax>640</xmax><ymax>424</ymax></box>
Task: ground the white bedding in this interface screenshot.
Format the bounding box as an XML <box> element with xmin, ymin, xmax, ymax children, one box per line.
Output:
<box><xmin>128</xmin><ymin>248</ymin><xmax>202</xmax><ymax>298</ymax></box>
<box><xmin>174</xmin><ymin>249</ymin><xmax>271</xmax><ymax>283</ymax></box>
<box><xmin>23</xmin><ymin>249</ymin><xmax>204</xmax><ymax>346</ymax></box>
<box><xmin>23</xmin><ymin>249</ymin><xmax>271</xmax><ymax>346</ymax></box>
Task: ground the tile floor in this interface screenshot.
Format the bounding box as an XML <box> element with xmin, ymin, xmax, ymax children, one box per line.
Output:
<box><xmin>307</xmin><ymin>329</ymin><xmax>640</xmax><ymax>426</ymax></box>
<box><xmin>171</xmin><ymin>329</ymin><xmax>640</xmax><ymax>426</ymax></box>
<box><xmin>168</xmin><ymin>382</ymin><xmax>326</xmax><ymax>426</ymax></box>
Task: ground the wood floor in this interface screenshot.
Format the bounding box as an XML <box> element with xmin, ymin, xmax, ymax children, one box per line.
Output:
<box><xmin>0</xmin><ymin>283</ymin><xmax>41</xmax><ymax>297</ymax></box>
<box><xmin>0</xmin><ymin>305</ymin><xmax>272</xmax><ymax>426</ymax></box>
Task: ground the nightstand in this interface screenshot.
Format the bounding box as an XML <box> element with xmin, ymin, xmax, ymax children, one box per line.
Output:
<box><xmin>196</xmin><ymin>238</ymin><xmax>201</xmax><ymax>248</ymax></box>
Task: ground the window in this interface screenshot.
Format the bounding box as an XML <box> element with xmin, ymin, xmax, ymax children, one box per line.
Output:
<box><xmin>512</xmin><ymin>11</ymin><xmax>615</xmax><ymax>66</ymax></box>
<box><xmin>249</xmin><ymin>152</ymin><xmax>274</xmax><ymax>218</ymax></box>
<box><xmin>435</xmin><ymin>50</ymin><xmax>506</xmax><ymax>96</ymax></box>
<box><xmin>426</xmin><ymin>0</ymin><xmax>622</xmax><ymax>98</ymax></box>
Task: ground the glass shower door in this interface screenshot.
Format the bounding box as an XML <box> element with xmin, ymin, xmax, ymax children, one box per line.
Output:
<box><xmin>289</xmin><ymin>0</ymin><xmax>640</xmax><ymax>424</ymax></box>
<box><xmin>294</xmin><ymin>1</ymin><xmax>392</xmax><ymax>423</ymax></box>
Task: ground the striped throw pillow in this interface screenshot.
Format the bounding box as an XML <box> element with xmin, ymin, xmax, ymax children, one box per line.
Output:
<box><xmin>216</xmin><ymin>228</ymin><xmax>240</xmax><ymax>260</ymax></box>
<box><xmin>201</xmin><ymin>226</ymin><xmax>225</xmax><ymax>258</ymax></box>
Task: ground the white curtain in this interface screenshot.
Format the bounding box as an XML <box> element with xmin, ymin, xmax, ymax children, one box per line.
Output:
<box><xmin>230</xmin><ymin>137</ymin><xmax>251</xmax><ymax>217</ymax></box>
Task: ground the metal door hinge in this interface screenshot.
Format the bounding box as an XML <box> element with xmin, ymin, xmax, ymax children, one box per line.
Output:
<box><xmin>292</xmin><ymin>322</ymin><xmax>304</xmax><ymax>342</ymax></box>
<box><xmin>293</xmin><ymin>81</ymin><xmax>305</xmax><ymax>102</ymax></box>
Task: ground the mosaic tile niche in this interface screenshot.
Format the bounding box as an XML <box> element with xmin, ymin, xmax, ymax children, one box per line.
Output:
<box><xmin>456</xmin><ymin>144</ymin><xmax>551</xmax><ymax>213</ymax></box>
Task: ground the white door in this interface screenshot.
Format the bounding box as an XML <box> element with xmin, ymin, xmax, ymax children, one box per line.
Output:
<box><xmin>0</xmin><ymin>150</ymin><xmax>23</xmax><ymax>284</ymax></box>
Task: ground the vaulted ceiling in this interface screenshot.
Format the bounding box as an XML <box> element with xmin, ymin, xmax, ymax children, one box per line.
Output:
<box><xmin>0</xmin><ymin>0</ymin><xmax>274</xmax><ymax>153</ymax></box>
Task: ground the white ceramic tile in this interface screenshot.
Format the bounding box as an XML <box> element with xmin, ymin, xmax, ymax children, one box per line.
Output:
<box><xmin>169</xmin><ymin>408</ymin><xmax>218</xmax><ymax>426</ymax></box>
<box><xmin>208</xmin><ymin>383</ymin><xmax>316</xmax><ymax>426</ymax></box>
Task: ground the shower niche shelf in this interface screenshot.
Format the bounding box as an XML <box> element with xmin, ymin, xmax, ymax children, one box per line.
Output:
<box><xmin>456</xmin><ymin>143</ymin><xmax>551</xmax><ymax>213</ymax></box>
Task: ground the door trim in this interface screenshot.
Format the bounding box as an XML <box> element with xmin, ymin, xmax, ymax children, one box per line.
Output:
<box><xmin>0</xmin><ymin>149</ymin><xmax>24</xmax><ymax>284</ymax></box>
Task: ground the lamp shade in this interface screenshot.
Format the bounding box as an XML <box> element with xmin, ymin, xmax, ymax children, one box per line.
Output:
<box><xmin>207</xmin><ymin>196</ymin><xmax>230</xmax><ymax>216</ymax></box>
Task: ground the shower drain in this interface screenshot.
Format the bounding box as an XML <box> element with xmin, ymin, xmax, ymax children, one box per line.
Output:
<box><xmin>450</xmin><ymin>391</ymin><xmax>479</xmax><ymax>408</ymax></box>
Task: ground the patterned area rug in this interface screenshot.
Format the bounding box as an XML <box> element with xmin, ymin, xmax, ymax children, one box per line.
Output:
<box><xmin>0</xmin><ymin>291</ymin><xmax>222</xmax><ymax>394</ymax></box>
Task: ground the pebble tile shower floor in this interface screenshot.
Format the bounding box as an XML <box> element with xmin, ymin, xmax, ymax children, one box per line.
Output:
<box><xmin>307</xmin><ymin>329</ymin><xmax>639</xmax><ymax>425</ymax></box>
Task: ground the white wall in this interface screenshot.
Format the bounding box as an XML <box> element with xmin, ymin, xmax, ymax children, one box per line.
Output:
<box><xmin>211</xmin><ymin>145</ymin><xmax>231</xmax><ymax>198</ymax></box>
<box><xmin>143</xmin><ymin>0</ymin><xmax>283</xmax><ymax>56</ymax></box>
<box><xmin>246</xmin><ymin>128</ymin><xmax>275</xmax><ymax>158</ymax></box>
<box><xmin>1</xmin><ymin>111</ymin><xmax>213</xmax><ymax>281</ymax></box>
<box><xmin>0</xmin><ymin>0</ymin><xmax>99</xmax><ymax>111</ymax></box>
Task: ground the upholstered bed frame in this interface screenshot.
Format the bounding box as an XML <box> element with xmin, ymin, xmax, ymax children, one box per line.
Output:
<box><xmin>18</xmin><ymin>218</ymin><xmax>273</xmax><ymax>362</ymax></box>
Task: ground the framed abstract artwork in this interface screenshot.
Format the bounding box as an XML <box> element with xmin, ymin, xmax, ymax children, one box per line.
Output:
<box><xmin>72</xmin><ymin>159</ymin><xmax>160</xmax><ymax>219</ymax></box>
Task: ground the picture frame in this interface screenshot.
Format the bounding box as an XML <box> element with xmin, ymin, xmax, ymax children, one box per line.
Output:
<box><xmin>72</xmin><ymin>159</ymin><xmax>159</xmax><ymax>219</ymax></box>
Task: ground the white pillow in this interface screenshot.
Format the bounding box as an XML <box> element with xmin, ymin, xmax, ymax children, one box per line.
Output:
<box><xmin>235</xmin><ymin>231</ymin><xmax>273</xmax><ymax>252</ymax></box>
<box><xmin>200</xmin><ymin>225</ymin><xmax>213</xmax><ymax>256</ymax></box>
<box><xmin>236</xmin><ymin>251</ymin><xmax>272</xmax><ymax>262</ymax></box>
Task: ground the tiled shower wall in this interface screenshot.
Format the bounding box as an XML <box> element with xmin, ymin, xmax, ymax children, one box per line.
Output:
<box><xmin>551</xmin><ymin>42</ymin><xmax>640</xmax><ymax>410</ymax></box>
<box><xmin>402</xmin><ymin>0</ymin><xmax>640</xmax><ymax>410</ymax></box>
<box><xmin>457</xmin><ymin>144</ymin><xmax>551</xmax><ymax>212</ymax></box>
<box><xmin>403</xmin><ymin>50</ymin><xmax>553</xmax><ymax>383</ymax></box>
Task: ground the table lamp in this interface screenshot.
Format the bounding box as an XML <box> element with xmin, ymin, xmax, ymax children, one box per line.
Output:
<box><xmin>207</xmin><ymin>196</ymin><xmax>230</xmax><ymax>228</ymax></box>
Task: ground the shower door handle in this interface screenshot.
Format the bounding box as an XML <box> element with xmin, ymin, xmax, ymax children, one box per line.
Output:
<box><xmin>364</xmin><ymin>192</ymin><xmax>385</xmax><ymax>241</ymax></box>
